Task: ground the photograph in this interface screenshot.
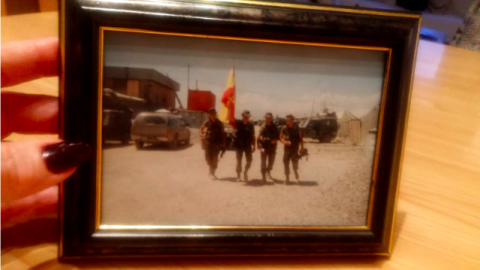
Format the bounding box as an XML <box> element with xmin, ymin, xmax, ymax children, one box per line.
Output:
<box><xmin>98</xmin><ymin>29</ymin><xmax>388</xmax><ymax>228</ymax></box>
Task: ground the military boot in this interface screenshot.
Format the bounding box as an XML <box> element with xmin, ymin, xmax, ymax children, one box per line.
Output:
<box><xmin>294</xmin><ymin>170</ymin><xmax>299</xmax><ymax>180</ymax></box>
<box><xmin>285</xmin><ymin>174</ymin><xmax>290</xmax><ymax>184</ymax></box>
<box><xmin>243</xmin><ymin>171</ymin><xmax>249</xmax><ymax>182</ymax></box>
<box><xmin>210</xmin><ymin>168</ymin><xmax>216</xmax><ymax>180</ymax></box>
<box><xmin>262</xmin><ymin>173</ymin><xmax>267</xmax><ymax>183</ymax></box>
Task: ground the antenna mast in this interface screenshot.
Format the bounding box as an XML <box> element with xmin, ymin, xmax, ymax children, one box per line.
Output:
<box><xmin>310</xmin><ymin>100</ymin><xmax>315</xmax><ymax>118</ymax></box>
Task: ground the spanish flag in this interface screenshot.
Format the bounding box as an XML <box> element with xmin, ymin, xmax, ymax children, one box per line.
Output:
<box><xmin>218</xmin><ymin>66</ymin><xmax>236</xmax><ymax>128</ymax></box>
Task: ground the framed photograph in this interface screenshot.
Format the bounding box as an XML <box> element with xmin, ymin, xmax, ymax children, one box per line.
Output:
<box><xmin>59</xmin><ymin>0</ymin><xmax>420</xmax><ymax>258</ymax></box>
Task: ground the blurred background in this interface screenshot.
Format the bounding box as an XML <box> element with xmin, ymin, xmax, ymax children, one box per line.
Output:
<box><xmin>1</xmin><ymin>0</ymin><xmax>479</xmax><ymax>51</ymax></box>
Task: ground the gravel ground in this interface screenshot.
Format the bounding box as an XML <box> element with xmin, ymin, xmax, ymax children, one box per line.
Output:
<box><xmin>100</xmin><ymin>128</ymin><xmax>374</xmax><ymax>227</ymax></box>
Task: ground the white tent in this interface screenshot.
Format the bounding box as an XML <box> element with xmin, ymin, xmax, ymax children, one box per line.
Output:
<box><xmin>338</xmin><ymin>111</ymin><xmax>361</xmax><ymax>143</ymax></box>
<box><xmin>360</xmin><ymin>105</ymin><xmax>380</xmax><ymax>140</ymax></box>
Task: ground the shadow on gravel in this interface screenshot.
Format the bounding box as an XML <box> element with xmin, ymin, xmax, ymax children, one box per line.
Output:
<box><xmin>286</xmin><ymin>180</ymin><xmax>318</xmax><ymax>186</ymax></box>
<box><xmin>139</xmin><ymin>143</ymin><xmax>193</xmax><ymax>152</ymax></box>
<box><xmin>217</xmin><ymin>177</ymin><xmax>238</xmax><ymax>182</ymax></box>
<box><xmin>244</xmin><ymin>179</ymin><xmax>275</xmax><ymax>186</ymax></box>
<box><xmin>272</xmin><ymin>179</ymin><xmax>285</xmax><ymax>185</ymax></box>
<box><xmin>215</xmin><ymin>177</ymin><xmax>318</xmax><ymax>187</ymax></box>
<box><xmin>272</xmin><ymin>178</ymin><xmax>318</xmax><ymax>186</ymax></box>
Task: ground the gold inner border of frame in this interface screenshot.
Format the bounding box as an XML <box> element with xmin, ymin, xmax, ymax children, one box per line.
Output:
<box><xmin>58</xmin><ymin>0</ymin><xmax>66</xmax><ymax>258</ymax></box>
<box><xmin>94</xmin><ymin>26</ymin><xmax>392</xmax><ymax>231</ymax></box>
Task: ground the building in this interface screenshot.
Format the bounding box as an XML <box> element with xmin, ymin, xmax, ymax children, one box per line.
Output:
<box><xmin>338</xmin><ymin>111</ymin><xmax>362</xmax><ymax>144</ymax></box>
<box><xmin>103</xmin><ymin>66</ymin><xmax>181</xmax><ymax>111</ymax></box>
<box><xmin>187</xmin><ymin>89</ymin><xmax>216</xmax><ymax>113</ymax></box>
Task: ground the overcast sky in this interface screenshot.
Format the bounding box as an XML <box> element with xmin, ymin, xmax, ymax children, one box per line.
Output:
<box><xmin>104</xmin><ymin>30</ymin><xmax>386</xmax><ymax>119</ymax></box>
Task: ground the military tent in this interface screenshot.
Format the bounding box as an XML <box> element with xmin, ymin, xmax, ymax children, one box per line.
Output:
<box><xmin>338</xmin><ymin>111</ymin><xmax>362</xmax><ymax>144</ymax></box>
<box><xmin>360</xmin><ymin>105</ymin><xmax>380</xmax><ymax>140</ymax></box>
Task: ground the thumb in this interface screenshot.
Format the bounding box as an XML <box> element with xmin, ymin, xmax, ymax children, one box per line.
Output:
<box><xmin>1</xmin><ymin>140</ymin><xmax>91</xmax><ymax>203</ymax></box>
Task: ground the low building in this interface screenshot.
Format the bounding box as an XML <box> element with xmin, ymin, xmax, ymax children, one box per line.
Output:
<box><xmin>187</xmin><ymin>89</ymin><xmax>216</xmax><ymax>113</ymax></box>
<box><xmin>103</xmin><ymin>66</ymin><xmax>180</xmax><ymax>111</ymax></box>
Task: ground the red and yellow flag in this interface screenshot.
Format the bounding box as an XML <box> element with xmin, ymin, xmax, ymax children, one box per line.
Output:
<box><xmin>218</xmin><ymin>67</ymin><xmax>236</xmax><ymax>128</ymax></box>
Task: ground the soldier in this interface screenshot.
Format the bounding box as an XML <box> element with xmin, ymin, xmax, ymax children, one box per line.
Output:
<box><xmin>258</xmin><ymin>112</ymin><xmax>280</xmax><ymax>183</ymax></box>
<box><xmin>234</xmin><ymin>110</ymin><xmax>256</xmax><ymax>181</ymax></box>
<box><xmin>280</xmin><ymin>114</ymin><xmax>304</xmax><ymax>184</ymax></box>
<box><xmin>200</xmin><ymin>108</ymin><xmax>226</xmax><ymax>180</ymax></box>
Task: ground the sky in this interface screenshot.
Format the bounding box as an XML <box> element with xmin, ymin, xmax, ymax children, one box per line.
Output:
<box><xmin>104</xmin><ymin>30</ymin><xmax>386</xmax><ymax>119</ymax></box>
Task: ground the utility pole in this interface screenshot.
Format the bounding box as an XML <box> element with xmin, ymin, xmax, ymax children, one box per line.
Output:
<box><xmin>310</xmin><ymin>100</ymin><xmax>315</xmax><ymax>118</ymax></box>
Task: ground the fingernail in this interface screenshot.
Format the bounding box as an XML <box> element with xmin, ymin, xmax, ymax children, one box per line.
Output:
<box><xmin>42</xmin><ymin>142</ymin><xmax>92</xmax><ymax>173</ymax></box>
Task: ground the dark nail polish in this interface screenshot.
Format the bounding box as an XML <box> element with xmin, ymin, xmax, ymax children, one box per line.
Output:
<box><xmin>42</xmin><ymin>142</ymin><xmax>92</xmax><ymax>173</ymax></box>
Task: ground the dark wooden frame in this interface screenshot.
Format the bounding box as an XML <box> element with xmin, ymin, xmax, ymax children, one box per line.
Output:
<box><xmin>59</xmin><ymin>0</ymin><xmax>420</xmax><ymax>259</ymax></box>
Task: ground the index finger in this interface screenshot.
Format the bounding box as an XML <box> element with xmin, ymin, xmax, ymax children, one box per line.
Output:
<box><xmin>1</xmin><ymin>38</ymin><xmax>59</xmax><ymax>88</ymax></box>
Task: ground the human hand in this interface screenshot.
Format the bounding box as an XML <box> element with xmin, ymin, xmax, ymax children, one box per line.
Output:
<box><xmin>1</xmin><ymin>38</ymin><xmax>91</xmax><ymax>227</ymax></box>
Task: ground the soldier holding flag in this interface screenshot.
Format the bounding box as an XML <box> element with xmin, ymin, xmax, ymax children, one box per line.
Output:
<box><xmin>233</xmin><ymin>110</ymin><xmax>256</xmax><ymax>181</ymax></box>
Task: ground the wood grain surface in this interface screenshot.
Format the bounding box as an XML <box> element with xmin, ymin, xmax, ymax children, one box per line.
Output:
<box><xmin>1</xmin><ymin>11</ymin><xmax>480</xmax><ymax>270</ymax></box>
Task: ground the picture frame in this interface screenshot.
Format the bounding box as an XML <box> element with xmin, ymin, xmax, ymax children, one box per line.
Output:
<box><xmin>59</xmin><ymin>0</ymin><xmax>421</xmax><ymax>259</ymax></box>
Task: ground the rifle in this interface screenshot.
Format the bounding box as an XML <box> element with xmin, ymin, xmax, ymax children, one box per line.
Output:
<box><xmin>299</xmin><ymin>148</ymin><xmax>309</xmax><ymax>161</ymax></box>
<box><xmin>220</xmin><ymin>146</ymin><xmax>227</xmax><ymax>158</ymax></box>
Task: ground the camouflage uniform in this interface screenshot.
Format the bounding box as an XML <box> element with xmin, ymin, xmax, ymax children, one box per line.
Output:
<box><xmin>281</xmin><ymin>125</ymin><xmax>301</xmax><ymax>178</ymax></box>
<box><xmin>234</xmin><ymin>120</ymin><xmax>255</xmax><ymax>177</ymax></box>
<box><xmin>258</xmin><ymin>122</ymin><xmax>280</xmax><ymax>178</ymax></box>
<box><xmin>201</xmin><ymin>118</ymin><xmax>225</xmax><ymax>175</ymax></box>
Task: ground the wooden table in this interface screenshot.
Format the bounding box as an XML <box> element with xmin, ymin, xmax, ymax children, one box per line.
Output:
<box><xmin>2</xmin><ymin>11</ymin><xmax>480</xmax><ymax>270</ymax></box>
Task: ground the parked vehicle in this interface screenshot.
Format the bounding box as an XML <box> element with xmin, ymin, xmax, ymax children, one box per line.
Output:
<box><xmin>299</xmin><ymin>117</ymin><xmax>339</xmax><ymax>143</ymax></box>
<box><xmin>256</xmin><ymin>119</ymin><xmax>265</xmax><ymax>126</ymax></box>
<box><xmin>131</xmin><ymin>112</ymin><xmax>191</xmax><ymax>149</ymax></box>
<box><xmin>102</xmin><ymin>109</ymin><xmax>132</xmax><ymax>145</ymax></box>
<box><xmin>103</xmin><ymin>88</ymin><xmax>146</xmax><ymax>118</ymax></box>
<box><xmin>274</xmin><ymin>117</ymin><xmax>286</xmax><ymax>129</ymax></box>
<box><xmin>177</xmin><ymin>109</ymin><xmax>209</xmax><ymax>128</ymax></box>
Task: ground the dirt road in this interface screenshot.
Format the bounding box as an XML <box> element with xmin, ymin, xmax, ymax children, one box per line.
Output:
<box><xmin>101</xmin><ymin>129</ymin><xmax>374</xmax><ymax>227</ymax></box>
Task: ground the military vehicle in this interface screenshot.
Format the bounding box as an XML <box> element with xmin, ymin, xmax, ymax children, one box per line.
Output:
<box><xmin>102</xmin><ymin>109</ymin><xmax>132</xmax><ymax>145</ymax></box>
<box><xmin>274</xmin><ymin>116</ymin><xmax>286</xmax><ymax>129</ymax></box>
<box><xmin>299</xmin><ymin>114</ymin><xmax>339</xmax><ymax>143</ymax></box>
<box><xmin>102</xmin><ymin>88</ymin><xmax>141</xmax><ymax>145</ymax></box>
